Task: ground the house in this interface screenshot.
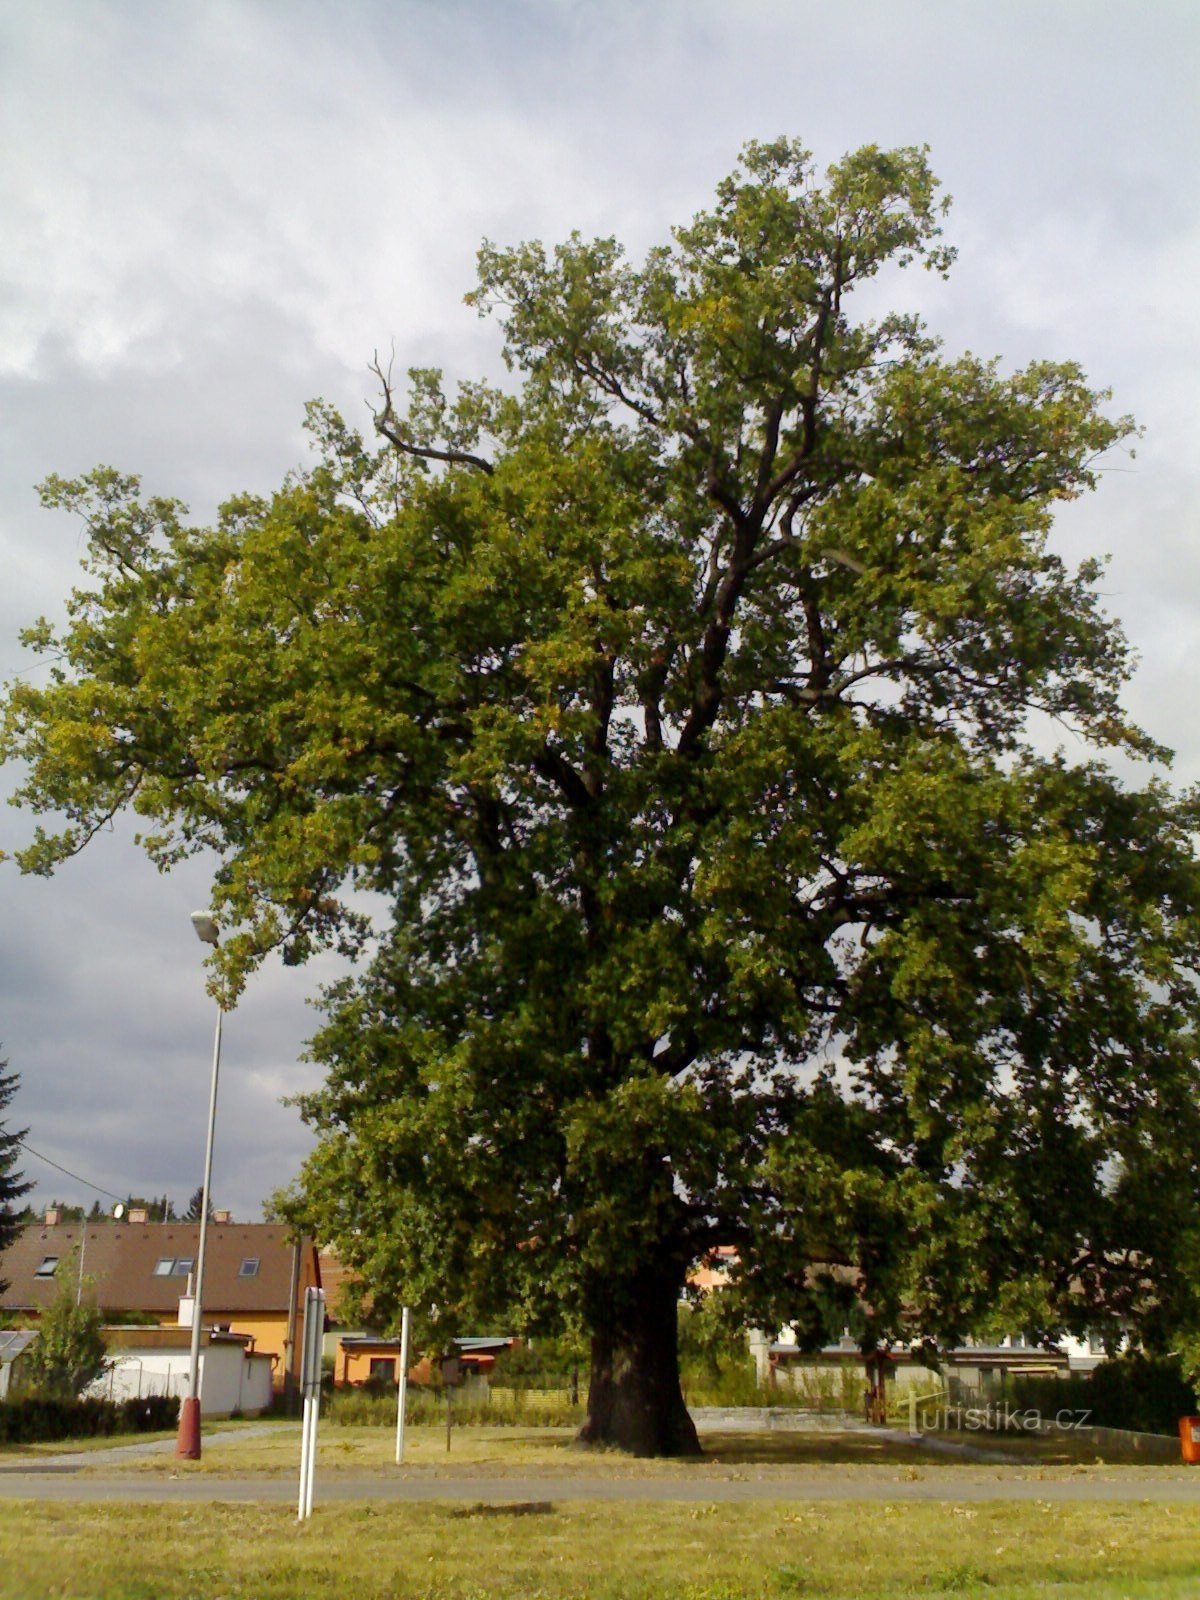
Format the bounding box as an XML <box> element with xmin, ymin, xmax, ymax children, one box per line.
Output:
<box><xmin>336</xmin><ymin>1333</ymin><xmax>515</xmax><ymax>1395</ymax></box>
<box><xmin>87</xmin><ymin>1326</ymin><xmax>274</xmax><ymax>1416</ymax></box>
<box><xmin>689</xmin><ymin>1245</ymin><xmax>738</xmax><ymax>1293</ymax></box>
<box><xmin>316</xmin><ymin>1245</ymin><xmax>359</xmax><ymax>1363</ymax></box>
<box><xmin>0</xmin><ymin>1212</ymin><xmax>320</xmax><ymax>1392</ymax></box>
<box><xmin>753</xmin><ymin>1327</ymin><xmax>1110</xmax><ymax>1401</ymax></box>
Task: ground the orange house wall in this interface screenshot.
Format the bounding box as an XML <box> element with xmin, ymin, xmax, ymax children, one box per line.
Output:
<box><xmin>210</xmin><ymin>1312</ymin><xmax>290</xmax><ymax>1384</ymax></box>
<box><xmin>340</xmin><ymin>1347</ymin><xmax>399</xmax><ymax>1386</ymax></box>
<box><xmin>208</xmin><ymin>1247</ymin><xmax>319</xmax><ymax>1389</ymax></box>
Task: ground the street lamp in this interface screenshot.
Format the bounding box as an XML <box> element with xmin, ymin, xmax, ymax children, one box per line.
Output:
<box><xmin>175</xmin><ymin>910</ymin><xmax>223</xmax><ymax>1461</ymax></box>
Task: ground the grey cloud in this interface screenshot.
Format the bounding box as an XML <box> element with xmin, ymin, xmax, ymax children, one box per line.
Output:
<box><xmin>1</xmin><ymin>0</ymin><xmax>1196</xmax><ymax>1218</ymax></box>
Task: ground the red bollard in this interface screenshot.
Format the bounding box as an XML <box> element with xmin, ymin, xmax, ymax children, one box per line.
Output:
<box><xmin>176</xmin><ymin>1396</ymin><xmax>202</xmax><ymax>1460</ymax></box>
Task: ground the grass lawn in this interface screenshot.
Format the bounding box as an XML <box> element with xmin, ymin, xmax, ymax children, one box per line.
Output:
<box><xmin>79</xmin><ymin>1421</ymin><xmax>977</xmax><ymax>1476</ymax></box>
<box><xmin>68</xmin><ymin>1421</ymin><xmax>1191</xmax><ymax>1480</ymax></box>
<box><xmin>1</xmin><ymin>1497</ymin><xmax>1199</xmax><ymax>1599</ymax></box>
<box><xmin>930</xmin><ymin>1427</ymin><xmax>1179</xmax><ymax>1467</ymax></box>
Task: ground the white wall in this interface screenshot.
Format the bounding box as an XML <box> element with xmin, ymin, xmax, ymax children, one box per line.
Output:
<box><xmin>88</xmin><ymin>1343</ymin><xmax>273</xmax><ymax>1415</ymax></box>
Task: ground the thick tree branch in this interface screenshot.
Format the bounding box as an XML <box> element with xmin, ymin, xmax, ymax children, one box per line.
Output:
<box><xmin>532</xmin><ymin>742</ymin><xmax>593</xmax><ymax>810</ymax></box>
<box><xmin>370</xmin><ymin>356</ymin><xmax>495</xmax><ymax>477</ymax></box>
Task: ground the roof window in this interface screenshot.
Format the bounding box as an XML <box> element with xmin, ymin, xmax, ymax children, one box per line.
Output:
<box><xmin>153</xmin><ymin>1257</ymin><xmax>195</xmax><ymax>1278</ymax></box>
<box><xmin>238</xmin><ymin>1258</ymin><xmax>260</xmax><ymax>1278</ymax></box>
<box><xmin>35</xmin><ymin>1256</ymin><xmax>59</xmax><ymax>1277</ymax></box>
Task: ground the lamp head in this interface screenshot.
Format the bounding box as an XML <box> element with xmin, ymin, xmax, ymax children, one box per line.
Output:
<box><xmin>190</xmin><ymin>911</ymin><xmax>220</xmax><ymax>946</ymax></box>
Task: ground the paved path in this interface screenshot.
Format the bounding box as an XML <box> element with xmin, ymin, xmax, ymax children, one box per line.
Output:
<box><xmin>2</xmin><ymin>1467</ymin><xmax>1199</xmax><ymax>1506</ymax></box>
<box><xmin>17</xmin><ymin>1424</ymin><xmax>280</xmax><ymax>1470</ymax></box>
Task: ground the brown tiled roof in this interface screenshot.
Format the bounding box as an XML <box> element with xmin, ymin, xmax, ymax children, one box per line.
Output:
<box><xmin>0</xmin><ymin>1222</ymin><xmax>315</xmax><ymax>1317</ymax></box>
<box><xmin>316</xmin><ymin>1247</ymin><xmax>361</xmax><ymax>1323</ymax></box>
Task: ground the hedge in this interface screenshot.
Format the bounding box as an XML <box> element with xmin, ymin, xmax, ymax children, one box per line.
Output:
<box><xmin>0</xmin><ymin>1393</ymin><xmax>179</xmax><ymax>1444</ymax></box>
<box><xmin>1006</xmin><ymin>1355</ymin><xmax>1198</xmax><ymax>1438</ymax></box>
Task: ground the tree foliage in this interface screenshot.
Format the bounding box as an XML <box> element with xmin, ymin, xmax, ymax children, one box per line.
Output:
<box><xmin>4</xmin><ymin>140</ymin><xmax>1200</xmax><ymax>1453</ymax></box>
<box><xmin>183</xmin><ymin>1186</ymin><xmax>213</xmax><ymax>1224</ymax></box>
<box><xmin>114</xmin><ymin>1195</ymin><xmax>176</xmax><ymax>1222</ymax></box>
<box><xmin>22</xmin><ymin>1254</ymin><xmax>108</xmax><ymax>1400</ymax></box>
<box><xmin>0</xmin><ymin>1057</ymin><xmax>30</xmax><ymax>1292</ymax></box>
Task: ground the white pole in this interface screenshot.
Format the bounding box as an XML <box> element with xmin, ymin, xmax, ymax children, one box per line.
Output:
<box><xmin>395</xmin><ymin>1307</ymin><xmax>411</xmax><ymax>1465</ymax></box>
<box><xmin>296</xmin><ymin>1286</ymin><xmax>325</xmax><ymax>1520</ymax></box>
<box><xmin>303</xmin><ymin>1391</ymin><xmax>317</xmax><ymax>1517</ymax></box>
<box><xmin>186</xmin><ymin>1004</ymin><xmax>223</xmax><ymax>1403</ymax></box>
<box><xmin>297</xmin><ymin>1397</ymin><xmax>311</xmax><ymax>1519</ymax></box>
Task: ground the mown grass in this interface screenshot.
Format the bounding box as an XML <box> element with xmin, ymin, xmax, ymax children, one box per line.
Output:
<box><xmin>69</xmin><ymin>1421</ymin><xmax>1192</xmax><ymax>1478</ymax></box>
<box><xmin>931</xmin><ymin>1426</ymin><xmax>1179</xmax><ymax>1467</ymax></box>
<box><xmin>1</xmin><ymin>1498</ymin><xmax>1199</xmax><ymax>1599</ymax></box>
<box><xmin>84</xmin><ymin>1421</ymin><xmax>980</xmax><ymax>1476</ymax></box>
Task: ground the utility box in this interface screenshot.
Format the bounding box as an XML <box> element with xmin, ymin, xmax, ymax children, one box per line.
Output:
<box><xmin>1178</xmin><ymin>1416</ymin><xmax>1200</xmax><ymax>1463</ymax></box>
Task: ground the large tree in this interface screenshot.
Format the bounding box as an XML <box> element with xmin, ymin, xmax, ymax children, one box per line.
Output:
<box><xmin>4</xmin><ymin>141</ymin><xmax>1200</xmax><ymax>1455</ymax></box>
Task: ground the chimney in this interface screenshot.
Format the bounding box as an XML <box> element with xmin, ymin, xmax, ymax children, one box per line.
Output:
<box><xmin>43</xmin><ymin>1207</ymin><xmax>60</xmax><ymax>1226</ymax></box>
<box><xmin>128</xmin><ymin>1207</ymin><xmax>149</xmax><ymax>1225</ymax></box>
<box><xmin>214</xmin><ymin>1209</ymin><xmax>231</xmax><ymax>1224</ymax></box>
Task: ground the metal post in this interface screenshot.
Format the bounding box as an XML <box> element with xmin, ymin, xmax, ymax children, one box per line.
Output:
<box><xmin>297</xmin><ymin>1286</ymin><xmax>325</xmax><ymax>1520</ymax></box>
<box><xmin>297</xmin><ymin>1408</ymin><xmax>309</xmax><ymax>1519</ymax></box>
<box><xmin>283</xmin><ymin>1238</ymin><xmax>301</xmax><ymax>1414</ymax></box>
<box><xmin>176</xmin><ymin>1004</ymin><xmax>222</xmax><ymax>1460</ymax></box>
<box><xmin>395</xmin><ymin>1306</ymin><xmax>411</xmax><ymax>1465</ymax></box>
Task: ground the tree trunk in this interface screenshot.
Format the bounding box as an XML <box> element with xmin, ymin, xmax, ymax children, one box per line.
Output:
<box><xmin>576</xmin><ymin>1261</ymin><xmax>701</xmax><ymax>1457</ymax></box>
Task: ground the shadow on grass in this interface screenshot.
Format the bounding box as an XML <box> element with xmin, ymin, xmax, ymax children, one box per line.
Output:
<box><xmin>695</xmin><ymin>1430</ymin><xmax>952</xmax><ymax>1467</ymax></box>
<box><xmin>449</xmin><ymin>1501</ymin><xmax>556</xmax><ymax>1517</ymax></box>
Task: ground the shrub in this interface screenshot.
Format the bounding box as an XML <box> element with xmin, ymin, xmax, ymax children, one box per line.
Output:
<box><xmin>20</xmin><ymin>1255</ymin><xmax>107</xmax><ymax>1398</ymax></box>
<box><xmin>0</xmin><ymin>1393</ymin><xmax>178</xmax><ymax>1444</ymax></box>
<box><xmin>324</xmin><ymin>1384</ymin><xmax>584</xmax><ymax>1428</ymax></box>
<box><xmin>1006</xmin><ymin>1355</ymin><xmax>1197</xmax><ymax>1437</ymax></box>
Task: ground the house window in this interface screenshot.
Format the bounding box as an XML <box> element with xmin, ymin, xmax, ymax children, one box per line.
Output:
<box><xmin>35</xmin><ymin>1256</ymin><xmax>59</xmax><ymax>1277</ymax></box>
<box><xmin>154</xmin><ymin>1257</ymin><xmax>193</xmax><ymax>1278</ymax></box>
<box><xmin>369</xmin><ymin>1358</ymin><xmax>396</xmax><ymax>1380</ymax></box>
<box><xmin>238</xmin><ymin>1258</ymin><xmax>260</xmax><ymax>1278</ymax></box>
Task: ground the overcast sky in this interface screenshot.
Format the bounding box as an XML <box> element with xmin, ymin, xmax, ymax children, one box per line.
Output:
<box><xmin>1</xmin><ymin>1</ymin><xmax>1197</xmax><ymax>1223</ymax></box>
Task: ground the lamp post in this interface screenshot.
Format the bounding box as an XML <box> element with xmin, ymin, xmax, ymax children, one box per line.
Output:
<box><xmin>175</xmin><ymin>910</ymin><xmax>222</xmax><ymax>1461</ymax></box>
